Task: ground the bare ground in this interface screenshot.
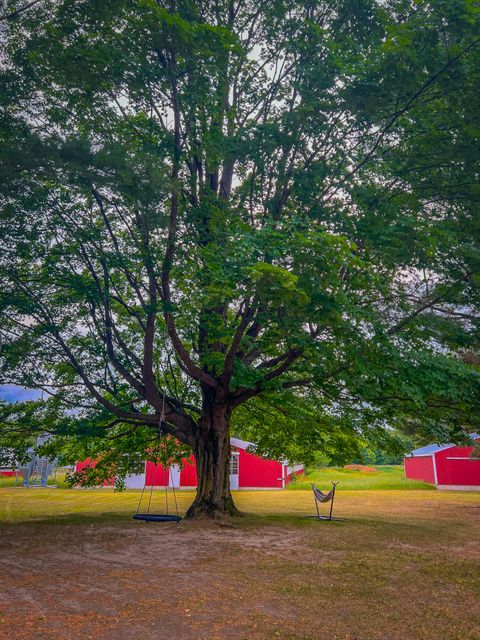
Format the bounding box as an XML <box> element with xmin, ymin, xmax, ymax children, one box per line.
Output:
<box><xmin>0</xmin><ymin>490</ymin><xmax>479</xmax><ymax>640</ymax></box>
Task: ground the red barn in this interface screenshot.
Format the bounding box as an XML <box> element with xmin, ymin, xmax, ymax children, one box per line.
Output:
<box><xmin>0</xmin><ymin>448</ymin><xmax>16</xmax><ymax>476</ymax></box>
<box><xmin>122</xmin><ymin>437</ymin><xmax>303</xmax><ymax>490</ymax></box>
<box><xmin>404</xmin><ymin>433</ymin><xmax>480</xmax><ymax>490</ymax></box>
<box><xmin>0</xmin><ymin>469</ymin><xmax>15</xmax><ymax>477</ymax></box>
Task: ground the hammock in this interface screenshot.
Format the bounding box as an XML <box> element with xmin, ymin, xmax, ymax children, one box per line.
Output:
<box><xmin>310</xmin><ymin>481</ymin><xmax>341</xmax><ymax>520</ymax></box>
<box><xmin>311</xmin><ymin>482</ymin><xmax>337</xmax><ymax>503</ymax></box>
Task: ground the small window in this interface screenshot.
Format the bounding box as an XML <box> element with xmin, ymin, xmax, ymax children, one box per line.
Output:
<box><xmin>229</xmin><ymin>453</ymin><xmax>239</xmax><ymax>475</ymax></box>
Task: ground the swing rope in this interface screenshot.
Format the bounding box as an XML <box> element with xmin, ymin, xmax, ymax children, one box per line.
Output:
<box><xmin>133</xmin><ymin>393</ymin><xmax>181</xmax><ymax>522</ymax></box>
<box><xmin>169</xmin><ymin>465</ymin><xmax>180</xmax><ymax>518</ymax></box>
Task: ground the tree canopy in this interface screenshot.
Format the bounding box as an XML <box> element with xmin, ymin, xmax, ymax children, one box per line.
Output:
<box><xmin>1</xmin><ymin>0</ymin><xmax>480</xmax><ymax>516</ymax></box>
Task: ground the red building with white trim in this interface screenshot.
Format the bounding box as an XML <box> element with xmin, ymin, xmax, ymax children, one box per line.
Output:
<box><xmin>77</xmin><ymin>437</ymin><xmax>303</xmax><ymax>490</ymax></box>
<box><xmin>0</xmin><ymin>449</ymin><xmax>16</xmax><ymax>476</ymax></box>
<box><xmin>125</xmin><ymin>437</ymin><xmax>303</xmax><ymax>490</ymax></box>
<box><xmin>0</xmin><ymin>469</ymin><xmax>15</xmax><ymax>477</ymax></box>
<box><xmin>404</xmin><ymin>433</ymin><xmax>480</xmax><ymax>490</ymax></box>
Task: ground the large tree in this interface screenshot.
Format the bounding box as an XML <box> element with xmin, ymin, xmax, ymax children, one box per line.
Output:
<box><xmin>1</xmin><ymin>0</ymin><xmax>480</xmax><ymax>517</ymax></box>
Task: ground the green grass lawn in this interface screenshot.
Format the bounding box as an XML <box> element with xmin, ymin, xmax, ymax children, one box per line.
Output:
<box><xmin>0</xmin><ymin>486</ymin><xmax>479</xmax><ymax>639</ymax></box>
<box><xmin>0</xmin><ymin>464</ymin><xmax>430</xmax><ymax>492</ymax></box>
<box><xmin>0</xmin><ymin>475</ymin><xmax>17</xmax><ymax>488</ymax></box>
<box><xmin>290</xmin><ymin>464</ymin><xmax>435</xmax><ymax>490</ymax></box>
<box><xmin>0</xmin><ymin>469</ymin><xmax>69</xmax><ymax>489</ymax></box>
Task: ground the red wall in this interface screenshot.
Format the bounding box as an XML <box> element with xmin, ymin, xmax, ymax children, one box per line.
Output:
<box><xmin>145</xmin><ymin>449</ymin><xmax>285</xmax><ymax>488</ymax></box>
<box><xmin>145</xmin><ymin>456</ymin><xmax>196</xmax><ymax>487</ymax></box>
<box><xmin>75</xmin><ymin>458</ymin><xmax>114</xmax><ymax>486</ymax></box>
<box><xmin>180</xmin><ymin>458</ymin><xmax>197</xmax><ymax>486</ymax></box>
<box><xmin>434</xmin><ymin>442</ymin><xmax>480</xmax><ymax>486</ymax></box>
<box><xmin>75</xmin><ymin>459</ymin><xmax>90</xmax><ymax>474</ymax></box>
<box><xmin>78</xmin><ymin>448</ymin><xmax>295</xmax><ymax>489</ymax></box>
<box><xmin>238</xmin><ymin>448</ymin><xmax>284</xmax><ymax>488</ymax></box>
<box><xmin>0</xmin><ymin>470</ymin><xmax>16</xmax><ymax>477</ymax></box>
<box><xmin>404</xmin><ymin>455</ymin><xmax>435</xmax><ymax>484</ymax></box>
<box><xmin>145</xmin><ymin>462</ymin><xmax>170</xmax><ymax>486</ymax></box>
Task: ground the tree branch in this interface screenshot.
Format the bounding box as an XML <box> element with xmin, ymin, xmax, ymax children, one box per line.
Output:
<box><xmin>0</xmin><ymin>0</ymin><xmax>42</xmax><ymax>22</ymax></box>
<box><xmin>160</xmin><ymin>68</ymin><xmax>218</xmax><ymax>389</ymax></box>
<box><xmin>387</xmin><ymin>271</ymin><xmax>475</xmax><ymax>336</ymax></box>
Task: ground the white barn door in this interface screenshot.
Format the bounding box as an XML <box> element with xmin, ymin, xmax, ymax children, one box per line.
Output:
<box><xmin>229</xmin><ymin>452</ymin><xmax>239</xmax><ymax>490</ymax></box>
<box><xmin>168</xmin><ymin>464</ymin><xmax>181</xmax><ymax>488</ymax></box>
<box><xmin>124</xmin><ymin>464</ymin><xmax>146</xmax><ymax>489</ymax></box>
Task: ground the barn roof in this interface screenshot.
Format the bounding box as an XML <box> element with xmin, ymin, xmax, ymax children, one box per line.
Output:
<box><xmin>407</xmin><ymin>433</ymin><xmax>480</xmax><ymax>457</ymax></box>
<box><xmin>230</xmin><ymin>437</ymin><xmax>303</xmax><ymax>470</ymax></box>
<box><xmin>230</xmin><ymin>437</ymin><xmax>255</xmax><ymax>451</ymax></box>
<box><xmin>407</xmin><ymin>443</ymin><xmax>452</xmax><ymax>457</ymax></box>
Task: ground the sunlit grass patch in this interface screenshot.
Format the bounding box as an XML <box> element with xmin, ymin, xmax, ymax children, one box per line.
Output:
<box><xmin>290</xmin><ymin>464</ymin><xmax>434</xmax><ymax>490</ymax></box>
<box><xmin>0</xmin><ymin>485</ymin><xmax>478</xmax><ymax>527</ymax></box>
<box><xmin>0</xmin><ymin>469</ymin><xmax>69</xmax><ymax>488</ymax></box>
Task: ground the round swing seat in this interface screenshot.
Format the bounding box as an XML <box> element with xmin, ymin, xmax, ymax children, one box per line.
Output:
<box><xmin>133</xmin><ymin>513</ymin><xmax>182</xmax><ymax>523</ymax></box>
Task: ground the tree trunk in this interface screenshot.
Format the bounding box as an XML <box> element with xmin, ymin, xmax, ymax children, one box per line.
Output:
<box><xmin>185</xmin><ymin>401</ymin><xmax>241</xmax><ymax>519</ymax></box>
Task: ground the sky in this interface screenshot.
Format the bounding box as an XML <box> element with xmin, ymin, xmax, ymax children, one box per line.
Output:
<box><xmin>0</xmin><ymin>385</ymin><xmax>41</xmax><ymax>403</ymax></box>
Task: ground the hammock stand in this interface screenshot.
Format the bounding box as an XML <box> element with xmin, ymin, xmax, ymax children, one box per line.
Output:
<box><xmin>132</xmin><ymin>397</ymin><xmax>182</xmax><ymax>524</ymax></box>
<box><xmin>308</xmin><ymin>481</ymin><xmax>346</xmax><ymax>521</ymax></box>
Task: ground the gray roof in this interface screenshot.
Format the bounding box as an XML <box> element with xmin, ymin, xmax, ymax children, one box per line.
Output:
<box><xmin>407</xmin><ymin>433</ymin><xmax>480</xmax><ymax>457</ymax></box>
<box><xmin>230</xmin><ymin>437</ymin><xmax>304</xmax><ymax>469</ymax></box>
<box><xmin>230</xmin><ymin>437</ymin><xmax>255</xmax><ymax>451</ymax></box>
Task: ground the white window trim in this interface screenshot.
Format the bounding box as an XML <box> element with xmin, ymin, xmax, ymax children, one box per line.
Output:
<box><xmin>431</xmin><ymin>453</ymin><xmax>438</xmax><ymax>485</ymax></box>
<box><xmin>229</xmin><ymin>451</ymin><xmax>239</xmax><ymax>475</ymax></box>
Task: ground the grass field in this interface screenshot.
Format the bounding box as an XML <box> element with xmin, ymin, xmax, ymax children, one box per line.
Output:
<box><xmin>291</xmin><ymin>464</ymin><xmax>434</xmax><ymax>490</ymax></box>
<box><xmin>0</xmin><ymin>464</ymin><xmax>431</xmax><ymax>491</ymax></box>
<box><xmin>0</xmin><ymin>468</ymin><xmax>70</xmax><ymax>488</ymax></box>
<box><xmin>0</xmin><ymin>485</ymin><xmax>479</xmax><ymax>640</ymax></box>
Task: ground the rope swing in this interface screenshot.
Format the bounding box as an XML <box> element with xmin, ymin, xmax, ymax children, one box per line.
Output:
<box><xmin>133</xmin><ymin>393</ymin><xmax>182</xmax><ymax>523</ymax></box>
